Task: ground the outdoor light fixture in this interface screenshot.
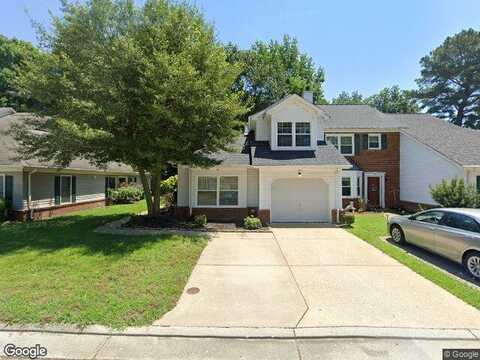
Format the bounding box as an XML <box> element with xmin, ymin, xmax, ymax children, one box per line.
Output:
<box><xmin>298</xmin><ymin>170</ymin><xmax>302</xmax><ymax>177</ymax></box>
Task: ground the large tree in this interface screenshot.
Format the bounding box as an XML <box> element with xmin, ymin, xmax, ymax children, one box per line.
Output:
<box><xmin>0</xmin><ymin>35</ymin><xmax>43</xmax><ymax>111</ymax></box>
<box><xmin>330</xmin><ymin>86</ymin><xmax>419</xmax><ymax>113</ymax></box>
<box><xmin>227</xmin><ymin>35</ymin><xmax>326</xmax><ymax>115</ymax></box>
<box><xmin>11</xmin><ymin>0</ymin><xmax>246</xmax><ymax>216</ymax></box>
<box><xmin>416</xmin><ymin>29</ymin><xmax>480</xmax><ymax>128</ymax></box>
<box><xmin>331</xmin><ymin>91</ymin><xmax>364</xmax><ymax>105</ymax></box>
<box><xmin>365</xmin><ymin>86</ymin><xmax>419</xmax><ymax>113</ymax></box>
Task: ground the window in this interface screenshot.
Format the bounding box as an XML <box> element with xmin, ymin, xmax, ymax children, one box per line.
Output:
<box><xmin>477</xmin><ymin>176</ymin><xmax>480</xmax><ymax>193</ymax></box>
<box><xmin>342</xmin><ymin>177</ymin><xmax>352</xmax><ymax>197</ymax></box>
<box><xmin>368</xmin><ymin>134</ymin><xmax>381</xmax><ymax>150</ymax></box>
<box><xmin>128</xmin><ymin>176</ymin><xmax>137</xmax><ymax>184</ymax></box>
<box><xmin>277</xmin><ymin>122</ymin><xmax>293</xmax><ymax>146</ymax></box>
<box><xmin>197</xmin><ymin>176</ymin><xmax>239</xmax><ymax>206</ymax></box>
<box><xmin>0</xmin><ymin>174</ymin><xmax>4</xmax><ymax>198</ymax></box>
<box><xmin>357</xmin><ymin>177</ymin><xmax>361</xmax><ymax>197</ymax></box>
<box><xmin>219</xmin><ymin>176</ymin><xmax>238</xmax><ymax>205</ymax></box>
<box><xmin>60</xmin><ymin>175</ymin><xmax>72</xmax><ymax>204</ymax></box>
<box><xmin>118</xmin><ymin>177</ymin><xmax>128</xmax><ymax>187</ymax></box>
<box><xmin>441</xmin><ymin>213</ymin><xmax>480</xmax><ymax>233</ymax></box>
<box><xmin>197</xmin><ymin>176</ymin><xmax>217</xmax><ymax>206</ymax></box>
<box><xmin>295</xmin><ymin>122</ymin><xmax>311</xmax><ymax>146</ymax></box>
<box><xmin>412</xmin><ymin>210</ymin><xmax>445</xmax><ymax>225</ymax></box>
<box><xmin>326</xmin><ymin>134</ymin><xmax>354</xmax><ymax>155</ymax></box>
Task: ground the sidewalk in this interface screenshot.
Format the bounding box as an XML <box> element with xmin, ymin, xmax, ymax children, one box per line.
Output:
<box><xmin>1</xmin><ymin>325</ymin><xmax>479</xmax><ymax>360</ymax></box>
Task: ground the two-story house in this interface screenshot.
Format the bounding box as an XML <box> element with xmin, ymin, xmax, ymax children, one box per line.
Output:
<box><xmin>176</xmin><ymin>93</ymin><xmax>480</xmax><ymax>224</ymax></box>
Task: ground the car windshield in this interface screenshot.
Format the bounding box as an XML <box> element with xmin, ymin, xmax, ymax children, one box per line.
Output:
<box><xmin>411</xmin><ymin>211</ymin><xmax>444</xmax><ymax>224</ymax></box>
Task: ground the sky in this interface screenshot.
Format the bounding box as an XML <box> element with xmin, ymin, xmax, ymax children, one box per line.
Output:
<box><xmin>1</xmin><ymin>0</ymin><xmax>479</xmax><ymax>100</ymax></box>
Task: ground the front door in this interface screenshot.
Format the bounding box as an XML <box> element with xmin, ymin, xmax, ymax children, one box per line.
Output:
<box><xmin>367</xmin><ymin>177</ymin><xmax>380</xmax><ymax>208</ymax></box>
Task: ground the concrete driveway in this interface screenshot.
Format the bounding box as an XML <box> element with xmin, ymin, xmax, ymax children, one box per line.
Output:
<box><xmin>155</xmin><ymin>227</ymin><xmax>480</xmax><ymax>329</ymax></box>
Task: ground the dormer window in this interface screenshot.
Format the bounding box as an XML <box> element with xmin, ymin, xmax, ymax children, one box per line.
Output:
<box><xmin>295</xmin><ymin>122</ymin><xmax>311</xmax><ymax>146</ymax></box>
<box><xmin>277</xmin><ymin>122</ymin><xmax>293</xmax><ymax>146</ymax></box>
<box><xmin>277</xmin><ymin>121</ymin><xmax>311</xmax><ymax>147</ymax></box>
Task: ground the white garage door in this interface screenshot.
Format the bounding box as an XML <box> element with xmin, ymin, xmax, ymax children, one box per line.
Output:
<box><xmin>271</xmin><ymin>178</ymin><xmax>329</xmax><ymax>222</ymax></box>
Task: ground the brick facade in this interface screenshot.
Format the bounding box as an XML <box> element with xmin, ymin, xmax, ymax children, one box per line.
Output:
<box><xmin>12</xmin><ymin>199</ymin><xmax>106</xmax><ymax>220</ymax></box>
<box><xmin>257</xmin><ymin>209</ymin><xmax>270</xmax><ymax>225</ymax></box>
<box><xmin>347</xmin><ymin>133</ymin><xmax>400</xmax><ymax>209</ymax></box>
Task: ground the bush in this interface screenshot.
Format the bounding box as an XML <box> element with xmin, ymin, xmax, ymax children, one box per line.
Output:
<box><xmin>194</xmin><ymin>214</ymin><xmax>207</xmax><ymax>227</ymax></box>
<box><xmin>160</xmin><ymin>175</ymin><xmax>178</xmax><ymax>207</ymax></box>
<box><xmin>342</xmin><ymin>212</ymin><xmax>355</xmax><ymax>226</ymax></box>
<box><xmin>108</xmin><ymin>185</ymin><xmax>144</xmax><ymax>204</ymax></box>
<box><xmin>0</xmin><ymin>197</ymin><xmax>7</xmax><ymax>220</ymax></box>
<box><xmin>429</xmin><ymin>178</ymin><xmax>479</xmax><ymax>208</ymax></box>
<box><xmin>243</xmin><ymin>215</ymin><xmax>262</xmax><ymax>230</ymax></box>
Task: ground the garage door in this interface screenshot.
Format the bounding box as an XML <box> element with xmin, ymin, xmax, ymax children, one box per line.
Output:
<box><xmin>271</xmin><ymin>178</ymin><xmax>329</xmax><ymax>222</ymax></box>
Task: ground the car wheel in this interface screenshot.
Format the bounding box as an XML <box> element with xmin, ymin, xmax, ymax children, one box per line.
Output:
<box><xmin>463</xmin><ymin>251</ymin><xmax>480</xmax><ymax>280</ymax></box>
<box><xmin>390</xmin><ymin>225</ymin><xmax>405</xmax><ymax>244</ymax></box>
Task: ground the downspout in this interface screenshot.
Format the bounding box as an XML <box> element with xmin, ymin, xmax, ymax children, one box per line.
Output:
<box><xmin>26</xmin><ymin>169</ymin><xmax>37</xmax><ymax>220</ymax></box>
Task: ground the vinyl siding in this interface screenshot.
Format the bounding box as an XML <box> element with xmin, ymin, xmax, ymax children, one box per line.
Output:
<box><xmin>247</xmin><ymin>168</ymin><xmax>259</xmax><ymax>207</ymax></box>
<box><xmin>400</xmin><ymin>133</ymin><xmax>464</xmax><ymax>205</ymax></box>
<box><xmin>177</xmin><ymin>166</ymin><xmax>190</xmax><ymax>207</ymax></box>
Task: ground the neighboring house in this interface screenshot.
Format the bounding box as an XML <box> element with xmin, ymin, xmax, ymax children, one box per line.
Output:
<box><xmin>0</xmin><ymin>108</ymin><xmax>138</xmax><ymax>219</ymax></box>
<box><xmin>176</xmin><ymin>92</ymin><xmax>480</xmax><ymax>224</ymax></box>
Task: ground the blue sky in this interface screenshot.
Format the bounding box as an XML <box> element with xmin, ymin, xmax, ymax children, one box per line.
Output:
<box><xmin>1</xmin><ymin>0</ymin><xmax>479</xmax><ymax>100</ymax></box>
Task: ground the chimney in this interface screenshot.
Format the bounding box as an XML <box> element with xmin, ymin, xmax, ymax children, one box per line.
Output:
<box><xmin>302</xmin><ymin>90</ymin><xmax>314</xmax><ymax>104</ymax></box>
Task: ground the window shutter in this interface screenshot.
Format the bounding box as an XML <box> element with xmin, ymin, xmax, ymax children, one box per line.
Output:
<box><xmin>361</xmin><ymin>134</ymin><xmax>368</xmax><ymax>150</ymax></box>
<box><xmin>381</xmin><ymin>134</ymin><xmax>388</xmax><ymax>150</ymax></box>
<box><xmin>354</xmin><ymin>134</ymin><xmax>361</xmax><ymax>156</ymax></box>
<box><xmin>5</xmin><ymin>175</ymin><xmax>13</xmax><ymax>204</ymax></box>
<box><xmin>477</xmin><ymin>176</ymin><xmax>480</xmax><ymax>193</ymax></box>
<box><xmin>54</xmin><ymin>176</ymin><xmax>61</xmax><ymax>205</ymax></box>
<box><xmin>72</xmin><ymin>176</ymin><xmax>77</xmax><ymax>203</ymax></box>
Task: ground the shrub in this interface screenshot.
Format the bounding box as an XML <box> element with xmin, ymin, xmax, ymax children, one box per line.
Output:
<box><xmin>194</xmin><ymin>214</ymin><xmax>207</xmax><ymax>227</ymax></box>
<box><xmin>429</xmin><ymin>178</ymin><xmax>479</xmax><ymax>208</ymax></box>
<box><xmin>160</xmin><ymin>175</ymin><xmax>178</xmax><ymax>207</ymax></box>
<box><xmin>108</xmin><ymin>185</ymin><xmax>144</xmax><ymax>204</ymax></box>
<box><xmin>243</xmin><ymin>215</ymin><xmax>262</xmax><ymax>230</ymax></box>
<box><xmin>0</xmin><ymin>197</ymin><xmax>7</xmax><ymax>220</ymax></box>
<box><xmin>342</xmin><ymin>212</ymin><xmax>355</xmax><ymax>226</ymax></box>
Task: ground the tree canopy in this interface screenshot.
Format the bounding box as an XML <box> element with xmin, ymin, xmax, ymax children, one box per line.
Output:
<box><xmin>11</xmin><ymin>0</ymin><xmax>246</xmax><ymax>216</ymax></box>
<box><xmin>226</xmin><ymin>35</ymin><xmax>326</xmax><ymax>116</ymax></box>
<box><xmin>330</xmin><ymin>86</ymin><xmax>419</xmax><ymax>113</ymax></box>
<box><xmin>416</xmin><ymin>28</ymin><xmax>480</xmax><ymax>129</ymax></box>
<box><xmin>0</xmin><ymin>35</ymin><xmax>44</xmax><ymax>111</ymax></box>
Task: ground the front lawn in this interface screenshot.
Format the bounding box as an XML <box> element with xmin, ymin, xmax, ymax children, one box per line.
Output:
<box><xmin>348</xmin><ymin>213</ymin><xmax>480</xmax><ymax>310</ymax></box>
<box><xmin>0</xmin><ymin>202</ymin><xmax>207</xmax><ymax>328</ymax></box>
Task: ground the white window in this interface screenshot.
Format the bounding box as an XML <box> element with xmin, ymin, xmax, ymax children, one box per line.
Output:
<box><xmin>295</xmin><ymin>122</ymin><xmax>311</xmax><ymax>146</ymax></box>
<box><xmin>277</xmin><ymin>122</ymin><xmax>293</xmax><ymax>147</ymax></box>
<box><xmin>0</xmin><ymin>174</ymin><xmax>4</xmax><ymax>198</ymax></box>
<box><xmin>326</xmin><ymin>134</ymin><xmax>354</xmax><ymax>155</ymax></box>
<box><xmin>60</xmin><ymin>175</ymin><xmax>72</xmax><ymax>204</ymax></box>
<box><xmin>368</xmin><ymin>134</ymin><xmax>381</xmax><ymax>150</ymax></box>
<box><xmin>342</xmin><ymin>177</ymin><xmax>352</xmax><ymax>197</ymax></box>
<box><xmin>197</xmin><ymin>176</ymin><xmax>239</xmax><ymax>206</ymax></box>
<box><xmin>277</xmin><ymin>121</ymin><xmax>311</xmax><ymax>147</ymax></box>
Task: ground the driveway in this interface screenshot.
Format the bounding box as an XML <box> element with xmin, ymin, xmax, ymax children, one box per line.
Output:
<box><xmin>155</xmin><ymin>227</ymin><xmax>480</xmax><ymax>329</ymax></box>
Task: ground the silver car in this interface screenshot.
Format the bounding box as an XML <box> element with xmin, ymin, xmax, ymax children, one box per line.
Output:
<box><xmin>388</xmin><ymin>208</ymin><xmax>480</xmax><ymax>279</ymax></box>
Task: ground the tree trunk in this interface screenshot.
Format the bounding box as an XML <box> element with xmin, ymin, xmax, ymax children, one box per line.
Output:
<box><xmin>139</xmin><ymin>169</ymin><xmax>153</xmax><ymax>216</ymax></box>
<box><xmin>151</xmin><ymin>171</ymin><xmax>163</xmax><ymax>217</ymax></box>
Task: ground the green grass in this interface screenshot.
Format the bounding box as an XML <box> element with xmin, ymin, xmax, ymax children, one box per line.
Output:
<box><xmin>0</xmin><ymin>201</ymin><xmax>207</xmax><ymax>328</ymax></box>
<box><xmin>348</xmin><ymin>213</ymin><xmax>480</xmax><ymax>310</ymax></box>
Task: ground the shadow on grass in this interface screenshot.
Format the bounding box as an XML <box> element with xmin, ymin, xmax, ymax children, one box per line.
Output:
<box><xmin>0</xmin><ymin>205</ymin><xmax>203</xmax><ymax>257</ymax></box>
<box><xmin>385</xmin><ymin>237</ymin><xmax>480</xmax><ymax>288</ymax></box>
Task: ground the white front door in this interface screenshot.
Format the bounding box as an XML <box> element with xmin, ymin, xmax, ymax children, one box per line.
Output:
<box><xmin>271</xmin><ymin>178</ymin><xmax>329</xmax><ymax>222</ymax></box>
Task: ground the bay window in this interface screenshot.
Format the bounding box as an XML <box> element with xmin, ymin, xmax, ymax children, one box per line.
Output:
<box><xmin>326</xmin><ymin>134</ymin><xmax>354</xmax><ymax>155</ymax></box>
<box><xmin>197</xmin><ymin>176</ymin><xmax>239</xmax><ymax>206</ymax></box>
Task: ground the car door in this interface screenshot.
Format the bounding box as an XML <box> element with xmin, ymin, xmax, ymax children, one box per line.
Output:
<box><xmin>435</xmin><ymin>213</ymin><xmax>480</xmax><ymax>262</ymax></box>
<box><xmin>401</xmin><ymin>210</ymin><xmax>445</xmax><ymax>250</ymax></box>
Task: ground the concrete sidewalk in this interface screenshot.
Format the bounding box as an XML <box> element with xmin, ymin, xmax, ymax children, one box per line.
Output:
<box><xmin>1</xmin><ymin>326</ymin><xmax>479</xmax><ymax>360</ymax></box>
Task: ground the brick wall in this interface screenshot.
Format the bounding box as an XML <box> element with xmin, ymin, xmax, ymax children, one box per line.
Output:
<box><xmin>347</xmin><ymin>133</ymin><xmax>400</xmax><ymax>209</ymax></box>
<box><xmin>12</xmin><ymin>199</ymin><xmax>106</xmax><ymax>220</ymax></box>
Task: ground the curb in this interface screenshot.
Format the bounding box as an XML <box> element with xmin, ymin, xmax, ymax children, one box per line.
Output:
<box><xmin>1</xmin><ymin>324</ymin><xmax>479</xmax><ymax>340</ymax></box>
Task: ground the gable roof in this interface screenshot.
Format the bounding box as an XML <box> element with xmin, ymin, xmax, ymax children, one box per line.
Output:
<box><xmin>249</xmin><ymin>94</ymin><xmax>328</xmax><ymax>121</ymax></box>
<box><xmin>387</xmin><ymin>114</ymin><xmax>480</xmax><ymax>166</ymax></box>
<box><xmin>0</xmin><ymin>109</ymin><xmax>136</xmax><ymax>174</ymax></box>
